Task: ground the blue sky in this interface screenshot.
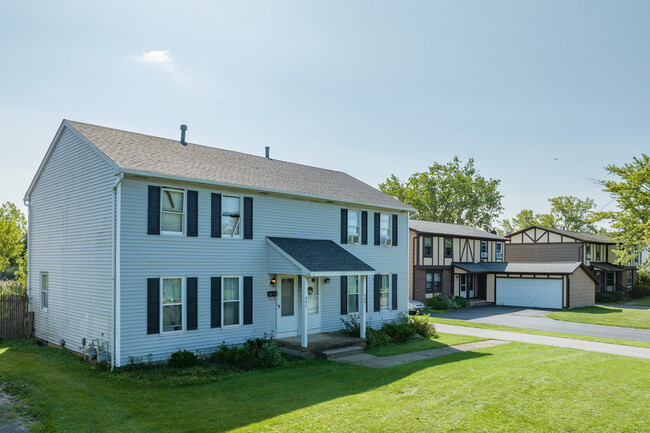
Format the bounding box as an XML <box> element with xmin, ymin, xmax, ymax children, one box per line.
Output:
<box><xmin>1</xmin><ymin>1</ymin><xmax>648</xmax><ymax>221</ymax></box>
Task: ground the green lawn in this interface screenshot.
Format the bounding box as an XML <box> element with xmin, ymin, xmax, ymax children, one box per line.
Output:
<box><xmin>365</xmin><ymin>333</ymin><xmax>486</xmax><ymax>357</ymax></box>
<box><xmin>431</xmin><ymin>317</ymin><xmax>650</xmax><ymax>349</ymax></box>
<box><xmin>1</xmin><ymin>340</ymin><xmax>649</xmax><ymax>432</ymax></box>
<box><xmin>632</xmin><ymin>296</ymin><xmax>650</xmax><ymax>307</ymax></box>
<box><xmin>547</xmin><ymin>306</ymin><xmax>650</xmax><ymax>330</ymax></box>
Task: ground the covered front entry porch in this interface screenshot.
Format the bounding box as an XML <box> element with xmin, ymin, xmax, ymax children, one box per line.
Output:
<box><xmin>267</xmin><ymin>237</ymin><xmax>375</xmax><ymax>353</ymax></box>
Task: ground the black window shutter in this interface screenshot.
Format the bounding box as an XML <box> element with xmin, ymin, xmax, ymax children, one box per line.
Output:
<box><xmin>187</xmin><ymin>190</ymin><xmax>198</xmax><ymax>237</ymax></box>
<box><xmin>361</xmin><ymin>211</ymin><xmax>368</xmax><ymax>245</ymax></box>
<box><xmin>211</xmin><ymin>193</ymin><xmax>222</xmax><ymax>238</ymax></box>
<box><xmin>211</xmin><ymin>277</ymin><xmax>221</xmax><ymax>328</ymax></box>
<box><xmin>392</xmin><ymin>214</ymin><xmax>398</xmax><ymax>246</ymax></box>
<box><xmin>374</xmin><ymin>274</ymin><xmax>381</xmax><ymax>312</ymax></box>
<box><xmin>187</xmin><ymin>277</ymin><xmax>198</xmax><ymax>330</ymax></box>
<box><xmin>243</xmin><ymin>197</ymin><xmax>253</xmax><ymax>240</ymax></box>
<box><xmin>147</xmin><ymin>186</ymin><xmax>160</xmax><ymax>235</ymax></box>
<box><xmin>340</xmin><ymin>209</ymin><xmax>348</xmax><ymax>244</ymax></box>
<box><xmin>392</xmin><ymin>273</ymin><xmax>398</xmax><ymax>310</ymax></box>
<box><xmin>243</xmin><ymin>276</ymin><xmax>253</xmax><ymax>325</ymax></box>
<box><xmin>340</xmin><ymin>275</ymin><xmax>348</xmax><ymax>315</ymax></box>
<box><xmin>374</xmin><ymin>213</ymin><xmax>380</xmax><ymax>245</ymax></box>
<box><xmin>147</xmin><ymin>278</ymin><xmax>159</xmax><ymax>334</ymax></box>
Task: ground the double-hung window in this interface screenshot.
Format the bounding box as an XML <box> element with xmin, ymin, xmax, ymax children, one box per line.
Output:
<box><xmin>379</xmin><ymin>274</ymin><xmax>390</xmax><ymax>310</ymax></box>
<box><xmin>379</xmin><ymin>214</ymin><xmax>391</xmax><ymax>246</ymax></box>
<box><xmin>347</xmin><ymin>211</ymin><xmax>360</xmax><ymax>244</ymax></box>
<box><xmin>426</xmin><ymin>272</ymin><xmax>441</xmax><ymax>293</ymax></box>
<box><xmin>348</xmin><ymin>276</ymin><xmax>360</xmax><ymax>313</ymax></box>
<box><xmin>161</xmin><ymin>188</ymin><xmax>185</xmax><ymax>234</ymax></box>
<box><xmin>627</xmin><ymin>271</ymin><xmax>633</xmax><ymax>288</ymax></box>
<box><xmin>423</xmin><ymin>237</ymin><xmax>432</xmax><ymax>257</ymax></box>
<box><xmin>496</xmin><ymin>242</ymin><xmax>503</xmax><ymax>260</ymax></box>
<box><xmin>40</xmin><ymin>272</ymin><xmax>48</xmax><ymax>311</ymax></box>
<box><xmin>444</xmin><ymin>238</ymin><xmax>453</xmax><ymax>258</ymax></box>
<box><xmin>223</xmin><ymin>276</ymin><xmax>242</xmax><ymax>326</ymax></box>
<box><xmin>162</xmin><ymin>277</ymin><xmax>183</xmax><ymax>332</ymax></box>
<box><xmin>585</xmin><ymin>244</ymin><xmax>591</xmax><ymax>260</ymax></box>
<box><xmin>480</xmin><ymin>241</ymin><xmax>488</xmax><ymax>259</ymax></box>
<box><xmin>222</xmin><ymin>196</ymin><xmax>242</xmax><ymax>238</ymax></box>
<box><xmin>595</xmin><ymin>245</ymin><xmax>602</xmax><ymax>261</ymax></box>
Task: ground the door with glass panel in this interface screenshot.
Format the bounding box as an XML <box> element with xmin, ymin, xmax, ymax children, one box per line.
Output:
<box><xmin>307</xmin><ymin>278</ymin><xmax>321</xmax><ymax>333</ymax></box>
<box><xmin>277</xmin><ymin>276</ymin><xmax>298</xmax><ymax>336</ymax></box>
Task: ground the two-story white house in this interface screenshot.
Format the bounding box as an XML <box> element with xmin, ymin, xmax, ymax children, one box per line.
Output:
<box><xmin>25</xmin><ymin>120</ymin><xmax>414</xmax><ymax>366</ymax></box>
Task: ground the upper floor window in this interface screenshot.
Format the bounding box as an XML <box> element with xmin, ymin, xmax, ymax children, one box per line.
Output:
<box><xmin>162</xmin><ymin>277</ymin><xmax>183</xmax><ymax>332</ymax></box>
<box><xmin>379</xmin><ymin>214</ymin><xmax>392</xmax><ymax>246</ymax></box>
<box><xmin>423</xmin><ymin>237</ymin><xmax>433</xmax><ymax>257</ymax></box>
<box><xmin>222</xmin><ymin>196</ymin><xmax>241</xmax><ymax>238</ymax></box>
<box><xmin>161</xmin><ymin>188</ymin><xmax>185</xmax><ymax>234</ymax></box>
<box><xmin>348</xmin><ymin>276</ymin><xmax>360</xmax><ymax>313</ymax></box>
<box><xmin>585</xmin><ymin>244</ymin><xmax>591</xmax><ymax>260</ymax></box>
<box><xmin>379</xmin><ymin>274</ymin><xmax>390</xmax><ymax>310</ymax></box>
<box><xmin>480</xmin><ymin>241</ymin><xmax>488</xmax><ymax>259</ymax></box>
<box><xmin>496</xmin><ymin>242</ymin><xmax>503</xmax><ymax>259</ymax></box>
<box><xmin>40</xmin><ymin>272</ymin><xmax>48</xmax><ymax>311</ymax></box>
<box><xmin>444</xmin><ymin>238</ymin><xmax>453</xmax><ymax>258</ymax></box>
<box><xmin>595</xmin><ymin>245</ymin><xmax>602</xmax><ymax>261</ymax></box>
<box><xmin>347</xmin><ymin>211</ymin><xmax>360</xmax><ymax>244</ymax></box>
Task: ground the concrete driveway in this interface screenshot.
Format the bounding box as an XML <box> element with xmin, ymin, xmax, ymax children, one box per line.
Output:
<box><xmin>429</xmin><ymin>305</ymin><xmax>650</xmax><ymax>342</ymax></box>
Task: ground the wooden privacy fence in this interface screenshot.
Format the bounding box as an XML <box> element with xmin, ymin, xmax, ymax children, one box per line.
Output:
<box><xmin>0</xmin><ymin>294</ymin><xmax>33</xmax><ymax>340</ymax></box>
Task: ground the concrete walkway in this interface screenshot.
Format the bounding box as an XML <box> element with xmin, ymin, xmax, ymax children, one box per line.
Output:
<box><xmin>336</xmin><ymin>340</ymin><xmax>510</xmax><ymax>368</ymax></box>
<box><xmin>437</xmin><ymin>324</ymin><xmax>650</xmax><ymax>359</ymax></box>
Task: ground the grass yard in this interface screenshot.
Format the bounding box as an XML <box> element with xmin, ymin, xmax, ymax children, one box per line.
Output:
<box><xmin>547</xmin><ymin>306</ymin><xmax>650</xmax><ymax>330</ymax></box>
<box><xmin>1</xmin><ymin>340</ymin><xmax>649</xmax><ymax>432</ymax></box>
<box><xmin>632</xmin><ymin>296</ymin><xmax>650</xmax><ymax>307</ymax></box>
<box><xmin>365</xmin><ymin>333</ymin><xmax>486</xmax><ymax>357</ymax></box>
<box><xmin>431</xmin><ymin>317</ymin><xmax>650</xmax><ymax>349</ymax></box>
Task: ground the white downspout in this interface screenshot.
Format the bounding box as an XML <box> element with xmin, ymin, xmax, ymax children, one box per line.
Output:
<box><xmin>23</xmin><ymin>197</ymin><xmax>31</xmax><ymax>312</ymax></box>
<box><xmin>111</xmin><ymin>172</ymin><xmax>124</xmax><ymax>371</ymax></box>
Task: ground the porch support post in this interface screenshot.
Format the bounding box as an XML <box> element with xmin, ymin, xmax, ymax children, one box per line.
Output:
<box><xmin>360</xmin><ymin>274</ymin><xmax>366</xmax><ymax>339</ymax></box>
<box><xmin>301</xmin><ymin>275</ymin><xmax>308</xmax><ymax>348</ymax></box>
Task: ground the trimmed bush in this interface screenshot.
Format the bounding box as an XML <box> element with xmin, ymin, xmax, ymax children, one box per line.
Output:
<box><xmin>629</xmin><ymin>283</ymin><xmax>650</xmax><ymax>299</ymax></box>
<box><xmin>381</xmin><ymin>322</ymin><xmax>416</xmax><ymax>343</ymax></box>
<box><xmin>453</xmin><ymin>296</ymin><xmax>469</xmax><ymax>309</ymax></box>
<box><xmin>408</xmin><ymin>313</ymin><xmax>438</xmax><ymax>338</ymax></box>
<box><xmin>214</xmin><ymin>344</ymin><xmax>257</xmax><ymax>370</ymax></box>
<box><xmin>169</xmin><ymin>349</ymin><xmax>197</xmax><ymax>368</ymax></box>
<box><xmin>596</xmin><ymin>291</ymin><xmax>625</xmax><ymax>303</ymax></box>
<box><xmin>426</xmin><ymin>296</ymin><xmax>449</xmax><ymax>310</ymax></box>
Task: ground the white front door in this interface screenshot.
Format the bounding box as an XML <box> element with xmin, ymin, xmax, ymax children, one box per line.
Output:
<box><xmin>306</xmin><ymin>278</ymin><xmax>321</xmax><ymax>333</ymax></box>
<box><xmin>459</xmin><ymin>274</ymin><xmax>475</xmax><ymax>298</ymax></box>
<box><xmin>277</xmin><ymin>276</ymin><xmax>298</xmax><ymax>337</ymax></box>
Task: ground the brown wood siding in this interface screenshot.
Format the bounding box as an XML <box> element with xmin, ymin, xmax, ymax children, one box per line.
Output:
<box><xmin>569</xmin><ymin>268</ymin><xmax>596</xmax><ymax>308</ymax></box>
<box><xmin>506</xmin><ymin>243</ymin><xmax>582</xmax><ymax>263</ymax></box>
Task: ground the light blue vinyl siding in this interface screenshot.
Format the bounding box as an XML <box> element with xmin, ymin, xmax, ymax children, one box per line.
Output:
<box><xmin>118</xmin><ymin>177</ymin><xmax>409</xmax><ymax>365</ymax></box>
<box><xmin>28</xmin><ymin>126</ymin><xmax>117</xmax><ymax>350</ymax></box>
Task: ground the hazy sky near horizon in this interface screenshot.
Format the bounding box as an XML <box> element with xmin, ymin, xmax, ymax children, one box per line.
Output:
<box><xmin>1</xmin><ymin>1</ymin><xmax>648</xmax><ymax>222</ymax></box>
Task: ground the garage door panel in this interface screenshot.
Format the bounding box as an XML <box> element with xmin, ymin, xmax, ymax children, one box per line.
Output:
<box><xmin>496</xmin><ymin>278</ymin><xmax>562</xmax><ymax>309</ymax></box>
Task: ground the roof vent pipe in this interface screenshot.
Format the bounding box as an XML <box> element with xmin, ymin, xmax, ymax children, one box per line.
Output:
<box><xmin>180</xmin><ymin>124</ymin><xmax>187</xmax><ymax>146</ymax></box>
<box><xmin>265</xmin><ymin>146</ymin><xmax>270</xmax><ymax>159</ymax></box>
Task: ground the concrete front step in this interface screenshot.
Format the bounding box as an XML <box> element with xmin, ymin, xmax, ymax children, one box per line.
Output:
<box><xmin>321</xmin><ymin>345</ymin><xmax>365</xmax><ymax>359</ymax></box>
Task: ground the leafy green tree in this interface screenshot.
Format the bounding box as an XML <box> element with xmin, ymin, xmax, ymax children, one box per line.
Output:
<box><xmin>500</xmin><ymin>196</ymin><xmax>597</xmax><ymax>234</ymax></box>
<box><xmin>597</xmin><ymin>154</ymin><xmax>650</xmax><ymax>271</ymax></box>
<box><xmin>379</xmin><ymin>157</ymin><xmax>503</xmax><ymax>231</ymax></box>
<box><xmin>0</xmin><ymin>202</ymin><xmax>27</xmax><ymax>279</ymax></box>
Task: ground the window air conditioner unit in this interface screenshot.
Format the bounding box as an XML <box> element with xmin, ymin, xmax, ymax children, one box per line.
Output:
<box><xmin>348</xmin><ymin>234</ymin><xmax>359</xmax><ymax>244</ymax></box>
<box><xmin>381</xmin><ymin>237</ymin><xmax>392</xmax><ymax>246</ymax></box>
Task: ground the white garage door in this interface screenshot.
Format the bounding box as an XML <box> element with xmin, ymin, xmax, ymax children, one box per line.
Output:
<box><xmin>496</xmin><ymin>278</ymin><xmax>562</xmax><ymax>309</ymax></box>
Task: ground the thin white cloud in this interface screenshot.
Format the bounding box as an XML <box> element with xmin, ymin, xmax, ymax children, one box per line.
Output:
<box><xmin>129</xmin><ymin>49</ymin><xmax>193</xmax><ymax>84</ymax></box>
<box><xmin>135</xmin><ymin>50</ymin><xmax>174</xmax><ymax>64</ymax></box>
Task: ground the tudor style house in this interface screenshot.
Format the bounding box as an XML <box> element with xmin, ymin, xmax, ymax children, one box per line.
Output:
<box><xmin>505</xmin><ymin>226</ymin><xmax>643</xmax><ymax>292</ymax></box>
<box><xmin>25</xmin><ymin>120</ymin><xmax>413</xmax><ymax>367</ymax></box>
<box><xmin>409</xmin><ymin>220</ymin><xmax>507</xmax><ymax>302</ymax></box>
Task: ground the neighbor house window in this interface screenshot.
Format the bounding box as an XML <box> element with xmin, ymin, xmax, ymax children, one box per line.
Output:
<box><xmin>606</xmin><ymin>272</ymin><xmax>614</xmax><ymax>290</ymax></box>
<box><xmin>585</xmin><ymin>244</ymin><xmax>591</xmax><ymax>260</ymax></box>
<box><xmin>348</xmin><ymin>276</ymin><xmax>360</xmax><ymax>313</ymax></box>
<box><xmin>347</xmin><ymin>211</ymin><xmax>360</xmax><ymax>244</ymax></box>
<box><xmin>444</xmin><ymin>238</ymin><xmax>453</xmax><ymax>258</ymax></box>
<box><xmin>161</xmin><ymin>277</ymin><xmax>183</xmax><ymax>332</ymax></box>
<box><xmin>480</xmin><ymin>241</ymin><xmax>488</xmax><ymax>259</ymax></box>
<box><xmin>222</xmin><ymin>196</ymin><xmax>242</xmax><ymax>237</ymax></box>
<box><xmin>379</xmin><ymin>214</ymin><xmax>391</xmax><ymax>245</ymax></box>
<box><xmin>627</xmin><ymin>271</ymin><xmax>633</xmax><ymax>288</ymax></box>
<box><xmin>161</xmin><ymin>188</ymin><xmax>185</xmax><ymax>234</ymax></box>
<box><xmin>40</xmin><ymin>272</ymin><xmax>48</xmax><ymax>311</ymax></box>
<box><xmin>223</xmin><ymin>276</ymin><xmax>242</xmax><ymax>326</ymax></box>
<box><xmin>595</xmin><ymin>245</ymin><xmax>601</xmax><ymax>261</ymax></box>
<box><xmin>496</xmin><ymin>242</ymin><xmax>503</xmax><ymax>259</ymax></box>
<box><xmin>379</xmin><ymin>274</ymin><xmax>390</xmax><ymax>310</ymax></box>
<box><xmin>423</xmin><ymin>237</ymin><xmax>432</xmax><ymax>257</ymax></box>
<box><xmin>426</xmin><ymin>271</ymin><xmax>441</xmax><ymax>294</ymax></box>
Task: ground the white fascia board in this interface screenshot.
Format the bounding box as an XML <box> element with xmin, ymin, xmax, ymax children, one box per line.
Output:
<box><xmin>24</xmin><ymin>120</ymin><xmax>121</xmax><ymax>199</ymax></box>
<box><xmin>122</xmin><ymin>169</ymin><xmax>414</xmax><ymax>213</ymax></box>
<box><xmin>309</xmin><ymin>270</ymin><xmax>375</xmax><ymax>277</ymax></box>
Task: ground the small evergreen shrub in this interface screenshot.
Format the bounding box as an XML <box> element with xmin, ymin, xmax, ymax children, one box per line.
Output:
<box><xmin>257</xmin><ymin>341</ymin><xmax>283</xmax><ymax>368</ymax></box>
<box><xmin>213</xmin><ymin>344</ymin><xmax>257</xmax><ymax>370</ymax></box>
<box><xmin>453</xmin><ymin>296</ymin><xmax>468</xmax><ymax>309</ymax></box>
<box><xmin>365</xmin><ymin>327</ymin><xmax>393</xmax><ymax>348</ymax></box>
<box><xmin>408</xmin><ymin>313</ymin><xmax>438</xmax><ymax>338</ymax></box>
<box><xmin>169</xmin><ymin>349</ymin><xmax>197</xmax><ymax>368</ymax></box>
<box><xmin>381</xmin><ymin>322</ymin><xmax>416</xmax><ymax>343</ymax></box>
<box><xmin>426</xmin><ymin>296</ymin><xmax>449</xmax><ymax>310</ymax></box>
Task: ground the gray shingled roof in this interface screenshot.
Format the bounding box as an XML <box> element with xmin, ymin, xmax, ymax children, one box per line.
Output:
<box><xmin>590</xmin><ymin>262</ymin><xmax>625</xmax><ymax>272</ymax></box>
<box><xmin>506</xmin><ymin>225</ymin><xmax>615</xmax><ymax>244</ymax></box>
<box><xmin>268</xmin><ymin>237</ymin><xmax>374</xmax><ymax>273</ymax></box>
<box><xmin>65</xmin><ymin>120</ymin><xmax>413</xmax><ymax>211</ymax></box>
<box><xmin>454</xmin><ymin>261</ymin><xmax>583</xmax><ymax>274</ymax></box>
<box><xmin>409</xmin><ymin>220</ymin><xmax>507</xmax><ymax>241</ymax></box>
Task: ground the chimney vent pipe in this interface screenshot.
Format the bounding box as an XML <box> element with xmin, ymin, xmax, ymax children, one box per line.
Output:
<box><xmin>180</xmin><ymin>124</ymin><xmax>187</xmax><ymax>146</ymax></box>
<box><xmin>265</xmin><ymin>146</ymin><xmax>270</xmax><ymax>159</ymax></box>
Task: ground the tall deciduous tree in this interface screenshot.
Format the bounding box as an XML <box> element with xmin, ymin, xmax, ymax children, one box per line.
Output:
<box><xmin>500</xmin><ymin>196</ymin><xmax>597</xmax><ymax>234</ymax></box>
<box><xmin>379</xmin><ymin>157</ymin><xmax>503</xmax><ymax>231</ymax></box>
<box><xmin>0</xmin><ymin>202</ymin><xmax>27</xmax><ymax>278</ymax></box>
<box><xmin>597</xmin><ymin>154</ymin><xmax>650</xmax><ymax>271</ymax></box>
